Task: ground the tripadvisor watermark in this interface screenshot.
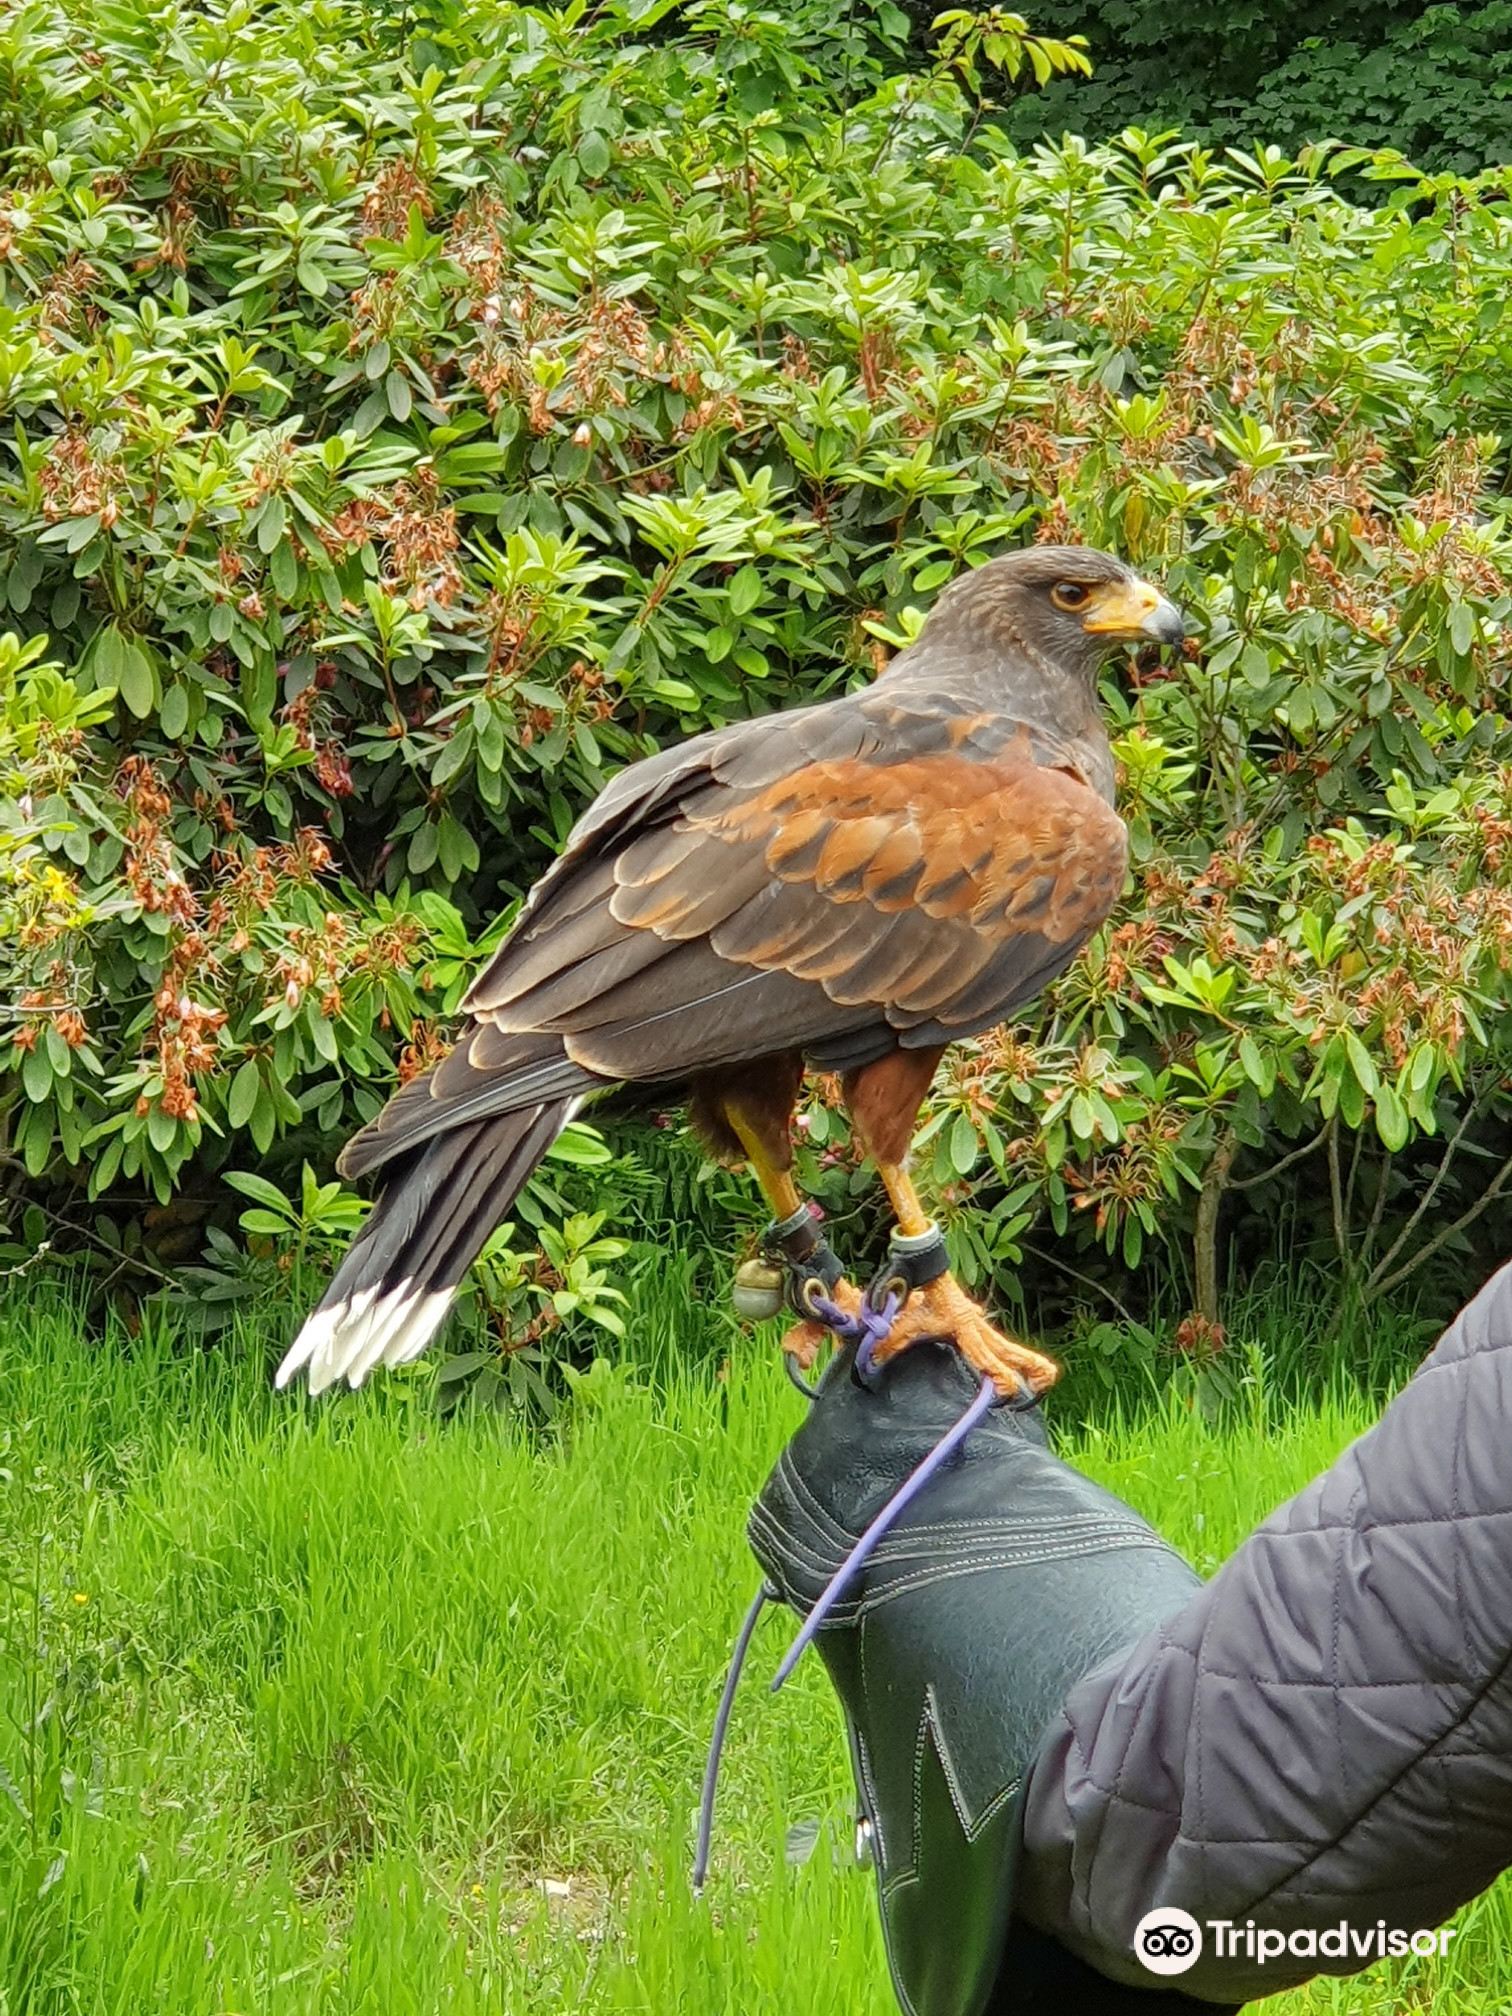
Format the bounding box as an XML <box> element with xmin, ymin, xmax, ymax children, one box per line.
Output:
<box><xmin>1132</xmin><ymin>1907</ymin><xmax>1456</xmax><ymax>1978</ymax></box>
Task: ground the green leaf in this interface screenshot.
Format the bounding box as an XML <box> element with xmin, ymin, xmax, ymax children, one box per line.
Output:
<box><xmin>22</xmin><ymin>1042</ymin><xmax>52</xmax><ymax>1103</ymax></box>
<box><xmin>1240</xmin><ymin>640</ymin><xmax>1274</xmax><ymax>690</ymax></box>
<box><xmin>1343</xmin><ymin>1030</ymin><xmax>1379</xmax><ymax>1097</ymax></box>
<box><xmin>353</xmin><ymin>389</ymin><xmax>387</xmax><ymax>436</ymax></box>
<box><xmin>159</xmin><ymin>681</ymin><xmax>190</xmax><ymax>739</ymax></box>
<box><xmin>1337</xmin><ymin>1070</ymin><xmax>1366</xmax><ymax>1131</ymax></box>
<box><xmin>240</xmin><ymin>1208</ymin><xmax>292</xmax><ymax>1236</ymax></box>
<box><xmin>577</xmin><ymin>130</ymin><xmax>611</xmax><ymax>178</ymax></box>
<box><xmin>547</xmin><ymin>1122</ymin><xmax>613</xmax><ymax>1167</ymax></box>
<box><xmin>432</xmin><ymin>726</ymin><xmax>474</xmax><ymax>786</ymax></box>
<box><xmin>228</xmin><ymin>1060</ymin><xmax>261</xmax><ymax>1129</ymax></box>
<box><xmin>727</xmin><ymin>564</ymin><xmax>762</xmax><ymax>616</ymax></box>
<box><xmin>116</xmin><ymin>637</ymin><xmax>155</xmax><ymax>719</ymax></box>
<box><xmin>1374</xmin><ymin>1082</ymin><xmax>1409</xmax><ymax>1152</ymax></box>
<box><xmin>95</xmin><ymin>623</ymin><xmax>154</xmax><ymax>718</ymax></box>
<box><xmin>1237</xmin><ymin>1031</ymin><xmax>1274</xmax><ymax>1096</ymax></box>
<box><xmin>409</xmin><ymin>821</ymin><xmax>439</xmax><ymax>874</ymax></box>
<box><xmin>249</xmin><ymin>1094</ymin><xmax>276</xmax><ymax>1156</ymax></box>
<box><xmin>224</xmin><ymin>1169</ymin><xmax>292</xmax><ymax>1213</ymax></box>
<box><xmin>949</xmin><ymin>1111</ymin><xmax>979</xmax><ymax>1174</ymax></box>
<box><xmin>256</xmin><ymin>494</ymin><xmax>287</xmax><ymax>554</ymax></box>
<box><xmin>385</xmin><ymin>370</ymin><xmax>413</xmax><ymax>422</ymax></box>
<box><xmin>269</xmin><ymin>536</ymin><xmax>298</xmax><ymax>600</ymax></box>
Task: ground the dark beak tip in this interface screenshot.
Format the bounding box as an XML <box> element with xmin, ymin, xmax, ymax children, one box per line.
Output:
<box><xmin>1154</xmin><ymin>605</ymin><xmax>1189</xmax><ymax>646</ymax></box>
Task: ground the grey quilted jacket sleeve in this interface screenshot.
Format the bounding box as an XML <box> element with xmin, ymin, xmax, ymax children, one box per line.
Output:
<box><xmin>1018</xmin><ymin>1257</ymin><xmax>1512</xmax><ymax>2004</ymax></box>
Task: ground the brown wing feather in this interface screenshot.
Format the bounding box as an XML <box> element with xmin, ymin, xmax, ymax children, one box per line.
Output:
<box><xmin>358</xmin><ymin>704</ymin><xmax>1125</xmax><ymax>1168</ymax></box>
<box><xmin>682</xmin><ymin>739</ymin><xmax>1126</xmax><ymax>1015</ymax></box>
<box><xmin>480</xmin><ymin>735</ymin><xmax>1124</xmax><ymax>1065</ymax></box>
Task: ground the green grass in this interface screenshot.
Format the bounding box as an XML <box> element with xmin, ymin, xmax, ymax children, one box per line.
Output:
<box><xmin>1</xmin><ymin>1276</ymin><xmax>1507</xmax><ymax>2014</ymax></box>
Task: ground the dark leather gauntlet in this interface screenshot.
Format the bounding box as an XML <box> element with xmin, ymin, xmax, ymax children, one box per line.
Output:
<box><xmin>747</xmin><ymin>1338</ymin><xmax>1205</xmax><ymax>2016</ymax></box>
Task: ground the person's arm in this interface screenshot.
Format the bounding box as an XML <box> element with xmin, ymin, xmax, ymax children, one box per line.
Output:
<box><xmin>1018</xmin><ymin>1258</ymin><xmax>1512</xmax><ymax>2005</ymax></box>
<box><xmin>747</xmin><ymin>1260</ymin><xmax>1512</xmax><ymax>2015</ymax></box>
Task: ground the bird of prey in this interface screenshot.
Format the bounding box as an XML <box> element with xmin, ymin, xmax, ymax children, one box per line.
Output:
<box><xmin>277</xmin><ymin>545</ymin><xmax>1185</xmax><ymax>1400</ymax></box>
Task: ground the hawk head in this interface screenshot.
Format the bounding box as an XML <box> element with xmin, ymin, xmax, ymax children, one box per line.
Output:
<box><xmin>924</xmin><ymin>544</ymin><xmax>1187</xmax><ymax>679</ymax></box>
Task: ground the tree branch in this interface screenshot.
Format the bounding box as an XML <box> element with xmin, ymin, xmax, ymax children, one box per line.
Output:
<box><xmin>1020</xmin><ymin>1242</ymin><xmax>1139</xmax><ymax>1328</ymax></box>
<box><xmin>1327</xmin><ymin>1115</ymin><xmax>1348</xmax><ymax>1268</ymax></box>
<box><xmin>1194</xmin><ymin>1123</ymin><xmax>1240</xmax><ymax>1323</ymax></box>
<box><xmin>1370</xmin><ymin>1144</ymin><xmax>1512</xmax><ymax>1301</ymax></box>
<box><xmin>1228</xmin><ymin>1124</ymin><xmax>1329</xmax><ymax>1192</ymax></box>
<box><xmin>1361</xmin><ymin>1146</ymin><xmax>1393</xmax><ymax>1272</ymax></box>
<box><xmin>1364</xmin><ymin>1091</ymin><xmax>1485</xmax><ymax>1296</ymax></box>
<box><xmin>1343</xmin><ymin>1121</ymin><xmax>1365</xmax><ymax>1228</ymax></box>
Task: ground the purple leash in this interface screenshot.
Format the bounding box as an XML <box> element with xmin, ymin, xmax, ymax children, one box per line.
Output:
<box><xmin>694</xmin><ymin>1266</ymin><xmax>1002</xmax><ymax>1885</ymax></box>
<box><xmin>692</xmin><ymin>1583</ymin><xmax>772</xmax><ymax>1893</ymax></box>
<box><xmin>770</xmin><ymin>1371</ymin><xmax>998</xmax><ymax>1691</ymax></box>
<box><xmin>805</xmin><ymin>1287</ymin><xmax>901</xmax><ymax>1385</ymax></box>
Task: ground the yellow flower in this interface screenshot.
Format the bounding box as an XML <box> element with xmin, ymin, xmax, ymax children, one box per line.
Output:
<box><xmin>71</xmin><ymin>1591</ymin><xmax>89</xmax><ymax>1605</ymax></box>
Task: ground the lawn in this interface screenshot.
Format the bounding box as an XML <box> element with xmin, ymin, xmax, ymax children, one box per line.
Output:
<box><xmin>2</xmin><ymin>1278</ymin><xmax>1507</xmax><ymax>2015</ymax></box>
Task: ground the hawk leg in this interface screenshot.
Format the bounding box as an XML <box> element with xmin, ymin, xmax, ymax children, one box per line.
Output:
<box><xmin>693</xmin><ymin>1057</ymin><xmax>860</xmax><ymax>1371</ymax></box>
<box><xmin>844</xmin><ymin>1051</ymin><xmax>1059</xmax><ymax>1401</ymax></box>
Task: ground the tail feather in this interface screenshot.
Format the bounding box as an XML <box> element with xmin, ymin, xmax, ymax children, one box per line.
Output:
<box><xmin>337</xmin><ymin>1027</ymin><xmax>594</xmax><ymax>1182</ymax></box>
<box><xmin>277</xmin><ymin>1098</ymin><xmax>576</xmax><ymax>1394</ymax></box>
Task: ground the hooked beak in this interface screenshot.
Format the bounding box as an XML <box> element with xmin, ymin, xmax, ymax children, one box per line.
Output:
<box><xmin>1080</xmin><ymin>575</ymin><xmax>1188</xmax><ymax>646</ymax></box>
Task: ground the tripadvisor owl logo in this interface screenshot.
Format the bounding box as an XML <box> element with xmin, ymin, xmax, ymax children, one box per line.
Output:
<box><xmin>1131</xmin><ymin>1909</ymin><xmax>1458</xmax><ymax>1977</ymax></box>
<box><xmin>1133</xmin><ymin>1907</ymin><xmax>1203</xmax><ymax>1975</ymax></box>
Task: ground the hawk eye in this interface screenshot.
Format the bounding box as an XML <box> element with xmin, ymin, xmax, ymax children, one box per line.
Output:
<box><xmin>1050</xmin><ymin>581</ymin><xmax>1092</xmax><ymax>611</ymax></box>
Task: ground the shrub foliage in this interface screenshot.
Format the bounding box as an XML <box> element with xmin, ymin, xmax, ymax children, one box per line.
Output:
<box><xmin>1007</xmin><ymin>2</ymin><xmax>1512</xmax><ymax>178</ymax></box>
<box><xmin>5</xmin><ymin>0</ymin><xmax>1512</xmax><ymax>1329</ymax></box>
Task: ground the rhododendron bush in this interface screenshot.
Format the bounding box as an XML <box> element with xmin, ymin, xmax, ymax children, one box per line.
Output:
<box><xmin>4</xmin><ymin>0</ymin><xmax>1512</xmax><ymax>1331</ymax></box>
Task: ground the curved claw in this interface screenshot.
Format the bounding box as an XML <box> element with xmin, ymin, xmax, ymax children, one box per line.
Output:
<box><xmin>780</xmin><ymin>1276</ymin><xmax>862</xmax><ymax>1376</ymax></box>
<box><xmin>867</xmin><ymin>1271</ymin><xmax>1059</xmax><ymax>1402</ymax></box>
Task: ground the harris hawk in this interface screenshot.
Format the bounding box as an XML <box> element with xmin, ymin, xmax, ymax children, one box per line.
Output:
<box><xmin>277</xmin><ymin>546</ymin><xmax>1185</xmax><ymax>1400</ymax></box>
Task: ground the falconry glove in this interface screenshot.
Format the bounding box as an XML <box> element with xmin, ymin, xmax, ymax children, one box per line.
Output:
<box><xmin>749</xmin><ymin>1257</ymin><xmax>1512</xmax><ymax>2013</ymax></box>
<box><xmin>748</xmin><ymin>1337</ymin><xmax>1204</xmax><ymax>2015</ymax></box>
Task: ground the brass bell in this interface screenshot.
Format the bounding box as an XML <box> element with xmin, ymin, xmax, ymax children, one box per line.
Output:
<box><xmin>732</xmin><ymin>1254</ymin><xmax>785</xmax><ymax>1322</ymax></box>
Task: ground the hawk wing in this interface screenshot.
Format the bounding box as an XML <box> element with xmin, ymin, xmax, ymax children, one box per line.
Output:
<box><xmin>342</xmin><ymin>695</ymin><xmax>1125</xmax><ymax>1176</ymax></box>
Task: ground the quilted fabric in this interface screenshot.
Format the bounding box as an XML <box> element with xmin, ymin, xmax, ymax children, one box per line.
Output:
<box><xmin>1018</xmin><ymin>1256</ymin><xmax>1512</xmax><ymax>2004</ymax></box>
